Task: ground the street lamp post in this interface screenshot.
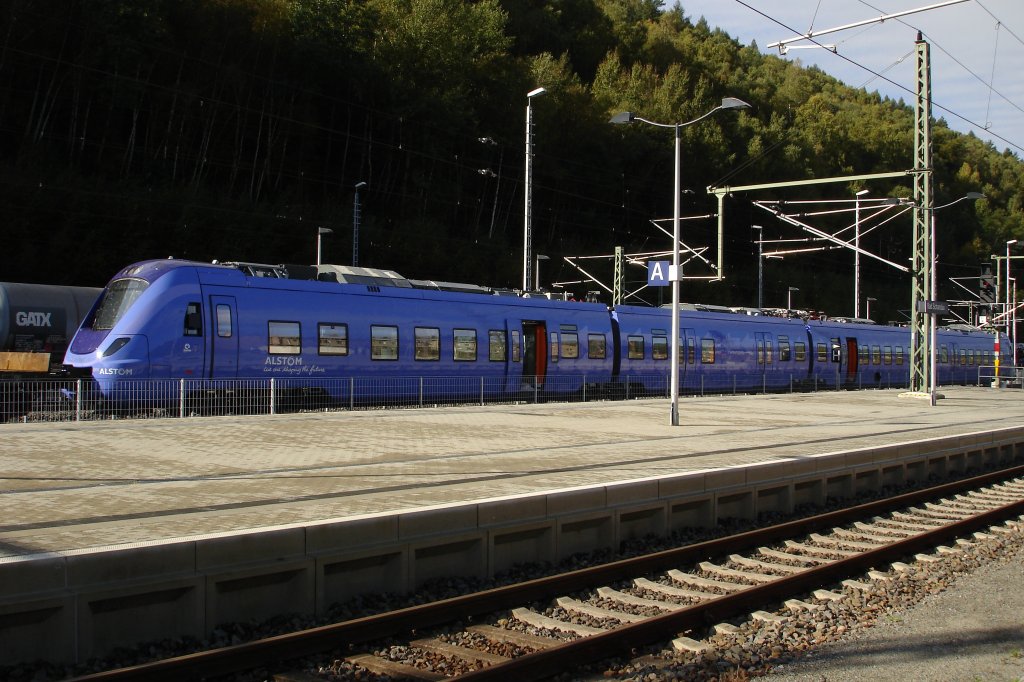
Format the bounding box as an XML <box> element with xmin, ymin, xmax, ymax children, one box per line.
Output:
<box><xmin>610</xmin><ymin>96</ymin><xmax>750</xmax><ymax>426</ymax></box>
<box><xmin>316</xmin><ymin>227</ymin><xmax>333</xmax><ymax>266</ymax></box>
<box><xmin>787</xmin><ymin>286</ymin><xmax>799</xmax><ymax>310</ymax></box>
<box><xmin>854</xmin><ymin>189</ymin><xmax>869</xmax><ymax>318</ymax></box>
<box><xmin>534</xmin><ymin>254</ymin><xmax>550</xmax><ymax>291</ymax></box>
<box><xmin>524</xmin><ymin>87</ymin><xmax>548</xmax><ymax>292</ymax></box>
<box><xmin>353</xmin><ymin>181</ymin><xmax>367</xmax><ymax>267</ymax></box>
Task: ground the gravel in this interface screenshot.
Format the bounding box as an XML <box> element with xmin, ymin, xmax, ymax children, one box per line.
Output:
<box><xmin>764</xmin><ymin>540</ymin><xmax>1024</xmax><ymax>682</ymax></box>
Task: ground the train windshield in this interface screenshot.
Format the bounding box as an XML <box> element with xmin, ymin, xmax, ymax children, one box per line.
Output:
<box><xmin>91</xmin><ymin>278</ymin><xmax>149</xmax><ymax>330</ymax></box>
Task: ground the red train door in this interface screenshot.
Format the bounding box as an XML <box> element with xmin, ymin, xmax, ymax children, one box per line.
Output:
<box><xmin>521</xmin><ymin>321</ymin><xmax>547</xmax><ymax>389</ymax></box>
<box><xmin>845</xmin><ymin>337</ymin><xmax>859</xmax><ymax>383</ymax></box>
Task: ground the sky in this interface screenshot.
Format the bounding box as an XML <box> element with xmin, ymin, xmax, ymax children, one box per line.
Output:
<box><xmin>679</xmin><ymin>0</ymin><xmax>1024</xmax><ymax>156</ymax></box>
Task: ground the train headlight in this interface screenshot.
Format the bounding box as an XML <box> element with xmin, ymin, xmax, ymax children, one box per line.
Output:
<box><xmin>101</xmin><ymin>337</ymin><xmax>131</xmax><ymax>358</ymax></box>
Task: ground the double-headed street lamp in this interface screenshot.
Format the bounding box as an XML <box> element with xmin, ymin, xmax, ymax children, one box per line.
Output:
<box><xmin>611</xmin><ymin>96</ymin><xmax>751</xmax><ymax>426</ymax></box>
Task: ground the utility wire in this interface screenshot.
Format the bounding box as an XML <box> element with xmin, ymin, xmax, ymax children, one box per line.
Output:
<box><xmin>732</xmin><ymin>0</ymin><xmax>1024</xmax><ymax>155</ymax></box>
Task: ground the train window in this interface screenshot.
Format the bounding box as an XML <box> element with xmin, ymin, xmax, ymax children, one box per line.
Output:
<box><xmin>816</xmin><ymin>343</ymin><xmax>827</xmax><ymax>363</ymax></box>
<box><xmin>687</xmin><ymin>338</ymin><xmax>696</xmax><ymax>364</ymax></box>
<box><xmin>588</xmin><ymin>333</ymin><xmax>606</xmax><ymax>359</ymax></box>
<box><xmin>794</xmin><ymin>342</ymin><xmax>807</xmax><ymax>361</ymax></box>
<box><xmin>940</xmin><ymin>344</ymin><xmax>949</xmax><ymax>363</ymax></box>
<box><xmin>871</xmin><ymin>345</ymin><xmax>881</xmax><ymax>365</ymax></box>
<box><xmin>184</xmin><ymin>302</ymin><xmax>202</xmax><ymax>337</ymax></box>
<box><xmin>778</xmin><ymin>336</ymin><xmax>790</xmax><ymax>361</ymax></box>
<box><xmin>895</xmin><ymin>346</ymin><xmax>904</xmax><ymax>365</ymax></box>
<box><xmin>627</xmin><ymin>336</ymin><xmax>644</xmax><ymax>360</ymax></box>
<box><xmin>91</xmin><ymin>277</ymin><xmax>149</xmax><ymax>330</ymax></box>
<box><xmin>415</xmin><ymin>327</ymin><xmax>440</xmax><ymax>361</ymax></box>
<box><xmin>489</xmin><ymin>330</ymin><xmax>506</xmax><ymax>361</ymax></box>
<box><xmin>859</xmin><ymin>345</ymin><xmax>869</xmax><ymax>363</ymax></box>
<box><xmin>561</xmin><ymin>332</ymin><xmax>579</xmax><ymax>359</ymax></box>
<box><xmin>268</xmin><ymin>321</ymin><xmax>300</xmax><ymax>354</ymax></box>
<box><xmin>371</xmin><ymin>325</ymin><xmax>399</xmax><ymax>360</ymax></box>
<box><xmin>701</xmin><ymin>339</ymin><xmax>715</xmax><ymax>364</ymax></box>
<box><xmin>511</xmin><ymin>331</ymin><xmax>521</xmax><ymax>362</ymax></box>
<box><xmin>652</xmin><ymin>335</ymin><xmax>668</xmax><ymax>360</ymax></box>
<box><xmin>765</xmin><ymin>341</ymin><xmax>773</xmax><ymax>364</ymax></box>
<box><xmin>883</xmin><ymin>345</ymin><xmax>893</xmax><ymax>365</ymax></box>
<box><xmin>453</xmin><ymin>329</ymin><xmax>477</xmax><ymax>361</ymax></box>
<box><xmin>216</xmin><ymin>305</ymin><xmax>233</xmax><ymax>338</ymax></box>
<box><xmin>959</xmin><ymin>349</ymin><xmax>967</xmax><ymax>365</ymax></box>
<box><xmin>318</xmin><ymin>323</ymin><xmax>348</xmax><ymax>356</ymax></box>
<box><xmin>549</xmin><ymin>332</ymin><xmax>558</xmax><ymax>362</ymax></box>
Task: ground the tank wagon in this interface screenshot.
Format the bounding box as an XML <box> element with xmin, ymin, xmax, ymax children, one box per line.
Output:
<box><xmin>62</xmin><ymin>259</ymin><xmax>1007</xmax><ymax>410</ymax></box>
<box><xmin>0</xmin><ymin>282</ymin><xmax>102</xmax><ymax>420</ymax></box>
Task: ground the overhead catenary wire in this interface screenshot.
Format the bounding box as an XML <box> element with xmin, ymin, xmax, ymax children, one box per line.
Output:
<box><xmin>731</xmin><ymin>0</ymin><xmax>1024</xmax><ymax>156</ymax></box>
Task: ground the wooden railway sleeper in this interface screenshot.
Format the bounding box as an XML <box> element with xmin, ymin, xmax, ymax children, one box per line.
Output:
<box><xmin>555</xmin><ymin>596</ymin><xmax>648</xmax><ymax>623</ymax></box>
<box><xmin>729</xmin><ymin>553</ymin><xmax>807</xmax><ymax>574</ymax></box>
<box><xmin>698</xmin><ymin>560</ymin><xmax>779</xmax><ymax>583</ymax></box>
<box><xmin>595</xmin><ymin>586</ymin><xmax>686</xmax><ymax>612</ymax></box>
<box><xmin>830</xmin><ymin>526</ymin><xmax>897</xmax><ymax>543</ymax></box>
<box><xmin>853</xmin><ymin>521</ymin><xmax>919</xmax><ymax>536</ymax></box>
<box><xmin>808</xmin><ymin>532</ymin><xmax>879</xmax><ymax>550</ymax></box>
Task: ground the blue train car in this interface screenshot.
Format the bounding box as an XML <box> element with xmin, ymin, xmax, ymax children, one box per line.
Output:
<box><xmin>64</xmin><ymin>259</ymin><xmax>619</xmax><ymax>405</ymax></box>
<box><xmin>64</xmin><ymin>258</ymin><xmax>1010</xmax><ymax>410</ymax></box>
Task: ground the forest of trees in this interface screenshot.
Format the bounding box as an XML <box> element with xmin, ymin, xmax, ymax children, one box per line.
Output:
<box><xmin>2</xmin><ymin>0</ymin><xmax>1022</xmax><ymax>324</ymax></box>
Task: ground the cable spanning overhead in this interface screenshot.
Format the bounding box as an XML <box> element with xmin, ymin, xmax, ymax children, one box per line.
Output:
<box><xmin>732</xmin><ymin>0</ymin><xmax>1024</xmax><ymax>155</ymax></box>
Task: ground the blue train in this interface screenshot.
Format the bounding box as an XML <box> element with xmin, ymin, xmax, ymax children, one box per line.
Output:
<box><xmin>63</xmin><ymin>258</ymin><xmax>1008</xmax><ymax>407</ymax></box>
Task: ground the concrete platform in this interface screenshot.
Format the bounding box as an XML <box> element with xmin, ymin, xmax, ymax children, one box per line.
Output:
<box><xmin>2</xmin><ymin>386</ymin><xmax>1024</xmax><ymax>666</ymax></box>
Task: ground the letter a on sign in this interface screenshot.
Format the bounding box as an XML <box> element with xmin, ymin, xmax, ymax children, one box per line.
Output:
<box><xmin>648</xmin><ymin>260</ymin><xmax>670</xmax><ymax>287</ymax></box>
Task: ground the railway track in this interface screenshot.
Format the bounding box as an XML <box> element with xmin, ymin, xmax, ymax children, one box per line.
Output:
<box><xmin>67</xmin><ymin>465</ymin><xmax>1024</xmax><ymax>682</ymax></box>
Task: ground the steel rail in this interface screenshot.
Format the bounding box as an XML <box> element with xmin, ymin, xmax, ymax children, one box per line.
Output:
<box><xmin>67</xmin><ymin>463</ymin><xmax>1024</xmax><ymax>681</ymax></box>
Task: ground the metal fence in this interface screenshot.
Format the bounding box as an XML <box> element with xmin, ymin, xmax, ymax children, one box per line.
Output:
<box><xmin>0</xmin><ymin>366</ymin><xmax>1015</xmax><ymax>424</ymax></box>
<box><xmin>978</xmin><ymin>365</ymin><xmax>1024</xmax><ymax>389</ymax></box>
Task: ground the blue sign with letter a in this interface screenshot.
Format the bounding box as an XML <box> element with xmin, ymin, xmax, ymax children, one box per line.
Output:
<box><xmin>648</xmin><ymin>260</ymin><xmax>670</xmax><ymax>287</ymax></box>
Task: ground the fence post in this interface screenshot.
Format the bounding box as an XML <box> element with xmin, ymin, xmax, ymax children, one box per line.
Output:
<box><xmin>270</xmin><ymin>378</ymin><xmax>276</xmax><ymax>415</ymax></box>
<box><xmin>75</xmin><ymin>379</ymin><xmax>82</xmax><ymax>422</ymax></box>
<box><xmin>582</xmin><ymin>375</ymin><xmax>586</xmax><ymax>403</ymax></box>
<box><xmin>179</xmin><ymin>378</ymin><xmax>186</xmax><ymax>418</ymax></box>
<box><xmin>480</xmin><ymin>376</ymin><xmax>485</xmax><ymax>406</ymax></box>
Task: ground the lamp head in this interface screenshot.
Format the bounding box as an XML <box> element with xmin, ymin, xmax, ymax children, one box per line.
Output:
<box><xmin>609</xmin><ymin>111</ymin><xmax>636</xmax><ymax>125</ymax></box>
<box><xmin>966</xmin><ymin>192</ymin><xmax>985</xmax><ymax>200</ymax></box>
<box><xmin>527</xmin><ymin>87</ymin><xmax>547</xmax><ymax>98</ymax></box>
<box><xmin>856</xmin><ymin>189</ymin><xmax>870</xmax><ymax>197</ymax></box>
<box><xmin>355</xmin><ymin>181</ymin><xmax>367</xmax><ymax>190</ymax></box>
<box><xmin>318</xmin><ymin>227</ymin><xmax>333</xmax><ymax>235</ymax></box>
<box><xmin>720</xmin><ymin>97</ymin><xmax>751</xmax><ymax>111</ymax></box>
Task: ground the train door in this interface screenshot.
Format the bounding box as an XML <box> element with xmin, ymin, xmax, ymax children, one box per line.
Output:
<box><xmin>845</xmin><ymin>337</ymin><xmax>858</xmax><ymax>385</ymax></box>
<box><xmin>521</xmin><ymin>321</ymin><xmax>547</xmax><ymax>389</ymax></box>
<box><xmin>209</xmin><ymin>295</ymin><xmax>238</xmax><ymax>377</ymax></box>
<box><xmin>505</xmin><ymin>322</ymin><xmax>522</xmax><ymax>393</ymax></box>
<box><xmin>755</xmin><ymin>331</ymin><xmax>773</xmax><ymax>389</ymax></box>
<box><xmin>680</xmin><ymin>328</ymin><xmax>697</xmax><ymax>392</ymax></box>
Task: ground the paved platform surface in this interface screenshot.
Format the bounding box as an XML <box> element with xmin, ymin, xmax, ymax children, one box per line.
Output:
<box><xmin>2</xmin><ymin>387</ymin><xmax>1023</xmax><ymax>559</ymax></box>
